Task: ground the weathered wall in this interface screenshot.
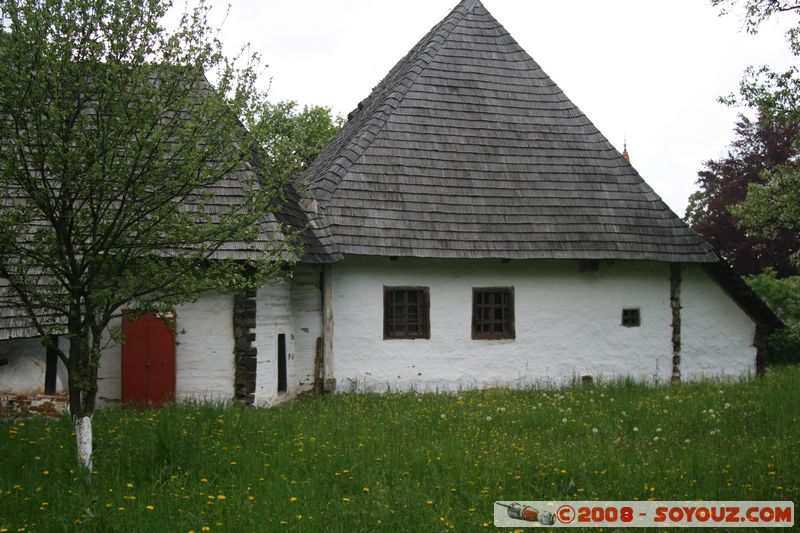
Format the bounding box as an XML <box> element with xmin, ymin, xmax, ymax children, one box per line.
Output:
<box><xmin>681</xmin><ymin>265</ymin><xmax>758</xmax><ymax>378</ymax></box>
<box><xmin>97</xmin><ymin>292</ymin><xmax>236</xmax><ymax>403</ymax></box>
<box><xmin>290</xmin><ymin>265</ymin><xmax>323</xmax><ymax>394</ymax></box>
<box><xmin>0</xmin><ymin>337</ymin><xmax>67</xmax><ymax>394</ymax></box>
<box><xmin>330</xmin><ymin>257</ymin><xmax>757</xmax><ymax>391</ymax></box>
<box><xmin>175</xmin><ymin>292</ymin><xmax>236</xmax><ymax>401</ymax></box>
<box><xmin>253</xmin><ymin>265</ymin><xmax>322</xmax><ymax>405</ymax></box>
<box><xmin>254</xmin><ymin>281</ymin><xmax>292</xmax><ymax>404</ymax></box>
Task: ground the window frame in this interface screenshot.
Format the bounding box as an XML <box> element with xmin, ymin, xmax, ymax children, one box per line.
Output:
<box><xmin>472</xmin><ymin>287</ymin><xmax>515</xmax><ymax>340</ymax></box>
<box><xmin>621</xmin><ymin>308</ymin><xmax>641</xmax><ymax>328</ymax></box>
<box><xmin>383</xmin><ymin>286</ymin><xmax>431</xmax><ymax>340</ymax></box>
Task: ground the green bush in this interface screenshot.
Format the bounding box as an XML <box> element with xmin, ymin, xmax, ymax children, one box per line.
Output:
<box><xmin>745</xmin><ymin>268</ymin><xmax>800</xmax><ymax>363</ymax></box>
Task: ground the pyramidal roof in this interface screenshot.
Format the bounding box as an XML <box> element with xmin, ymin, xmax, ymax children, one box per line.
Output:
<box><xmin>299</xmin><ymin>0</ymin><xmax>719</xmax><ymax>263</ymax></box>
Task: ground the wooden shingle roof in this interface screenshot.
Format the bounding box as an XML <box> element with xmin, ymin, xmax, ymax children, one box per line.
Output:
<box><xmin>299</xmin><ymin>0</ymin><xmax>719</xmax><ymax>262</ymax></box>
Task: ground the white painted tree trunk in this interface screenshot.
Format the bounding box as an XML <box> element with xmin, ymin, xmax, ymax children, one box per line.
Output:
<box><xmin>74</xmin><ymin>415</ymin><xmax>93</xmax><ymax>472</ymax></box>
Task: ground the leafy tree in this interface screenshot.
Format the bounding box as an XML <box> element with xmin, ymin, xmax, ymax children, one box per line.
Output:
<box><xmin>257</xmin><ymin>101</ymin><xmax>343</xmax><ymax>181</ymax></box>
<box><xmin>686</xmin><ymin>113</ymin><xmax>800</xmax><ymax>276</ymax></box>
<box><xmin>712</xmin><ymin>0</ymin><xmax>800</xmax><ymax>53</ymax></box>
<box><xmin>710</xmin><ymin>0</ymin><xmax>800</xmax><ymax>270</ymax></box>
<box><xmin>745</xmin><ymin>269</ymin><xmax>800</xmax><ymax>362</ymax></box>
<box><xmin>0</xmin><ymin>0</ymin><xmax>297</xmax><ymax>470</ymax></box>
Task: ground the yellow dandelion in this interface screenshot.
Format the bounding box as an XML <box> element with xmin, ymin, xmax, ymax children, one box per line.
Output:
<box><xmin>146</xmin><ymin>505</ymin><xmax>154</xmax><ymax>511</ymax></box>
<box><xmin>126</xmin><ymin>483</ymin><xmax>134</xmax><ymax>489</ymax></box>
<box><xmin>247</xmin><ymin>495</ymin><xmax>255</xmax><ymax>502</ymax></box>
<box><xmin>362</xmin><ymin>487</ymin><xmax>370</xmax><ymax>493</ymax></box>
<box><xmin>42</xmin><ymin>470</ymin><xmax>49</xmax><ymax>476</ymax></box>
<box><xmin>342</xmin><ymin>497</ymin><xmax>350</xmax><ymax>503</ymax></box>
<box><xmin>426</xmin><ymin>499</ymin><xmax>433</xmax><ymax>505</ymax></box>
<box><xmin>201</xmin><ymin>527</ymin><xmax>210</xmax><ymax>532</ymax></box>
<box><xmin>200</xmin><ymin>478</ymin><xmax>208</xmax><ymax>484</ymax></box>
<box><xmin>216</xmin><ymin>494</ymin><xmax>225</xmax><ymax>500</ymax></box>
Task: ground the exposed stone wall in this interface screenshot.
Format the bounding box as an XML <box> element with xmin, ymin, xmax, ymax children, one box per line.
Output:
<box><xmin>233</xmin><ymin>289</ymin><xmax>257</xmax><ymax>404</ymax></box>
<box><xmin>670</xmin><ymin>263</ymin><xmax>682</xmax><ymax>382</ymax></box>
<box><xmin>0</xmin><ymin>393</ymin><xmax>68</xmax><ymax>418</ymax></box>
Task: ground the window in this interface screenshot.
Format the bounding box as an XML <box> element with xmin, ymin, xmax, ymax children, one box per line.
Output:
<box><xmin>472</xmin><ymin>287</ymin><xmax>515</xmax><ymax>339</ymax></box>
<box><xmin>384</xmin><ymin>287</ymin><xmax>430</xmax><ymax>339</ymax></box>
<box><xmin>621</xmin><ymin>308</ymin><xmax>640</xmax><ymax>327</ymax></box>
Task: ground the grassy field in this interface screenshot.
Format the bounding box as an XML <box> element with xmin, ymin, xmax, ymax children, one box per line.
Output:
<box><xmin>1</xmin><ymin>367</ymin><xmax>798</xmax><ymax>532</ymax></box>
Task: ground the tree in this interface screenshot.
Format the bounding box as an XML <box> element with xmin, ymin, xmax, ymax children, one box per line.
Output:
<box><xmin>0</xmin><ymin>0</ymin><xmax>297</xmax><ymax>471</ymax></box>
<box><xmin>686</xmin><ymin>113</ymin><xmax>800</xmax><ymax>276</ymax></box>
<box><xmin>745</xmin><ymin>269</ymin><xmax>800</xmax><ymax>362</ymax></box>
<box><xmin>710</xmin><ymin>0</ymin><xmax>800</xmax><ymax>270</ymax></box>
<box><xmin>712</xmin><ymin>0</ymin><xmax>800</xmax><ymax>53</ymax></box>
<box><xmin>257</xmin><ymin>101</ymin><xmax>343</xmax><ymax>181</ymax></box>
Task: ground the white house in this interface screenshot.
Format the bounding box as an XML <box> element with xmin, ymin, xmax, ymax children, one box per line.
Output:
<box><xmin>0</xmin><ymin>0</ymin><xmax>780</xmax><ymax>408</ymax></box>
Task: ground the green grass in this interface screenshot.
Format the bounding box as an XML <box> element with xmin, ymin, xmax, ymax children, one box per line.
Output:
<box><xmin>1</xmin><ymin>366</ymin><xmax>799</xmax><ymax>532</ymax></box>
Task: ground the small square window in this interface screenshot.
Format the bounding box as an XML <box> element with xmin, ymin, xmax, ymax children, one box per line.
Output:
<box><xmin>472</xmin><ymin>287</ymin><xmax>515</xmax><ymax>339</ymax></box>
<box><xmin>384</xmin><ymin>287</ymin><xmax>430</xmax><ymax>339</ymax></box>
<box><xmin>621</xmin><ymin>308</ymin><xmax>640</xmax><ymax>327</ymax></box>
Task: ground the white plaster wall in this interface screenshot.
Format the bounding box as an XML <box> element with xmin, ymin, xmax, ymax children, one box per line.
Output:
<box><xmin>681</xmin><ymin>265</ymin><xmax>758</xmax><ymax>378</ymax></box>
<box><xmin>97</xmin><ymin>319</ymin><xmax>122</xmax><ymax>402</ymax></box>
<box><xmin>331</xmin><ymin>257</ymin><xmax>677</xmax><ymax>391</ymax></box>
<box><xmin>331</xmin><ymin>258</ymin><xmax>763</xmax><ymax>391</ymax></box>
<box><xmin>0</xmin><ymin>337</ymin><xmax>68</xmax><ymax>394</ymax></box>
<box><xmin>175</xmin><ymin>292</ymin><xmax>235</xmax><ymax>401</ymax></box>
<box><xmin>290</xmin><ymin>265</ymin><xmax>323</xmax><ymax>393</ymax></box>
<box><xmin>253</xmin><ymin>267</ymin><xmax>322</xmax><ymax>406</ymax></box>
<box><xmin>97</xmin><ymin>292</ymin><xmax>236</xmax><ymax>403</ymax></box>
<box><xmin>254</xmin><ymin>281</ymin><xmax>295</xmax><ymax>405</ymax></box>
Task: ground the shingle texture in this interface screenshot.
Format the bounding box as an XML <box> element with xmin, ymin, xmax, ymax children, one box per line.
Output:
<box><xmin>300</xmin><ymin>0</ymin><xmax>718</xmax><ymax>262</ymax></box>
<box><xmin>0</xmin><ymin>277</ymin><xmax>64</xmax><ymax>340</ymax></box>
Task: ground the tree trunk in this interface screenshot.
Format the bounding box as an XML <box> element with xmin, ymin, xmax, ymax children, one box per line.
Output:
<box><xmin>73</xmin><ymin>415</ymin><xmax>93</xmax><ymax>471</ymax></box>
<box><xmin>66</xmin><ymin>301</ymin><xmax>99</xmax><ymax>473</ymax></box>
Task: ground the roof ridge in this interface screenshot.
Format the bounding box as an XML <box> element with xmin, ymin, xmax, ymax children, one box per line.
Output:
<box><xmin>301</xmin><ymin>1</ymin><xmax>473</xmax><ymax>208</ymax></box>
<box><xmin>459</xmin><ymin>0</ymin><xmax>482</xmax><ymax>10</ymax></box>
<box><xmin>328</xmin><ymin>4</ymin><xmax>472</xmax><ymax>198</ymax></box>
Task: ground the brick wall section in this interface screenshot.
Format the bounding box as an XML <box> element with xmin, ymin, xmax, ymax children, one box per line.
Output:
<box><xmin>233</xmin><ymin>290</ymin><xmax>257</xmax><ymax>404</ymax></box>
<box><xmin>1</xmin><ymin>393</ymin><xmax>68</xmax><ymax>418</ymax></box>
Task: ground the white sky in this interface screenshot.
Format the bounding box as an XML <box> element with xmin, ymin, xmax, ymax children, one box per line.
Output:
<box><xmin>199</xmin><ymin>0</ymin><xmax>797</xmax><ymax>217</ymax></box>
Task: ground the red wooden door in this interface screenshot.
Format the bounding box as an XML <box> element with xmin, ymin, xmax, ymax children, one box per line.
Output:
<box><xmin>122</xmin><ymin>313</ymin><xmax>176</xmax><ymax>405</ymax></box>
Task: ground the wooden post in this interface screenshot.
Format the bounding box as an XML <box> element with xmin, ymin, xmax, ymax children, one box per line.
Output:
<box><xmin>321</xmin><ymin>264</ymin><xmax>336</xmax><ymax>392</ymax></box>
<box><xmin>313</xmin><ymin>337</ymin><xmax>323</xmax><ymax>394</ymax></box>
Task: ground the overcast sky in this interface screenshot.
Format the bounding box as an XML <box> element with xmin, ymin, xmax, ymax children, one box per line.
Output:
<box><xmin>199</xmin><ymin>0</ymin><xmax>797</xmax><ymax>217</ymax></box>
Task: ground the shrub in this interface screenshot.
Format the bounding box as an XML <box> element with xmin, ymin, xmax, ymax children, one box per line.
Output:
<box><xmin>745</xmin><ymin>268</ymin><xmax>800</xmax><ymax>363</ymax></box>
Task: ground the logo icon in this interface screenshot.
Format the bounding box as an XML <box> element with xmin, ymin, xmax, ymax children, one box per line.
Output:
<box><xmin>496</xmin><ymin>502</ymin><xmax>556</xmax><ymax>525</ymax></box>
<box><xmin>557</xmin><ymin>504</ymin><xmax>576</xmax><ymax>524</ymax></box>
